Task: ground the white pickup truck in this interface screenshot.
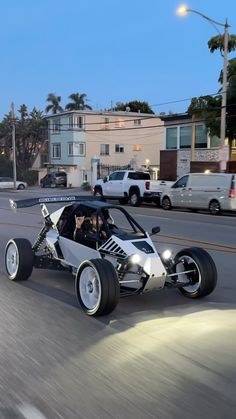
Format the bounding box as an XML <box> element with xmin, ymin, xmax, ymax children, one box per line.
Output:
<box><xmin>93</xmin><ymin>170</ymin><xmax>174</xmax><ymax>206</ymax></box>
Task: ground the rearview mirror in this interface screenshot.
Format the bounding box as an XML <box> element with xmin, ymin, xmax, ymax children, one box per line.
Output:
<box><xmin>150</xmin><ymin>226</ymin><xmax>160</xmax><ymax>235</ymax></box>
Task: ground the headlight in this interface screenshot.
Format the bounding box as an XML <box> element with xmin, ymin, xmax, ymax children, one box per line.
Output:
<box><xmin>130</xmin><ymin>254</ymin><xmax>141</xmax><ymax>264</ymax></box>
<box><xmin>161</xmin><ymin>249</ymin><xmax>172</xmax><ymax>260</ymax></box>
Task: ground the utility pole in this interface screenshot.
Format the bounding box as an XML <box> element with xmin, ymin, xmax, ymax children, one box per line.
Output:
<box><xmin>11</xmin><ymin>102</ymin><xmax>17</xmax><ymax>189</ymax></box>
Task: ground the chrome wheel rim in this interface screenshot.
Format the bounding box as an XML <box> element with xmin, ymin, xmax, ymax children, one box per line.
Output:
<box><xmin>79</xmin><ymin>266</ymin><xmax>101</xmax><ymax>310</ymax></box>
<box><xmin>176</xmin><ymin>255</ymin><xmax>201</xmax><ymax>293</ymax></box>
<box><xmin>6</xmin><ymin>242</ymin><xmax>19</xmax><ymax>277</ymax></box>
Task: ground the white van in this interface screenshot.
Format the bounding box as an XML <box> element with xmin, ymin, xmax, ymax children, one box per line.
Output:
<box><xmin>161</xmin><ymin>173</ymin><xmax>236</xmax><ymax>215</ymax></box>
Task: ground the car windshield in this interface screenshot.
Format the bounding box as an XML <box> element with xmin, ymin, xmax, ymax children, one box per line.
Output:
<box><xmin>55</xmin><ymin>172</ymin><xmax>66</xmax><ymax>177</ymax></box>
<box><xmin>101</xmin><ymin>207</ymin><xmax>146</xmax><ymax>240</ymax></box>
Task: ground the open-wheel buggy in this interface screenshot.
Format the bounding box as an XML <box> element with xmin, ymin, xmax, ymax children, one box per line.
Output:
<box><xmin>5</xmin><ymin>195</ymin><xmax>217</xmax><ymax>316</ymax></box>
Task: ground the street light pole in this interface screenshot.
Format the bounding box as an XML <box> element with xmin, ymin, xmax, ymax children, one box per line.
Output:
<box><xmin>11</xmin><ymin>102</ymin><xmax>17</xmax><ymax>190</ymax></box>
<box><xmin>221</xmin><ymin>20</ymin><xmax>229</xmax><ymax>146</ymax></box>
<box><xmin>177</xmin><ymin>6</ymin><xmax>230</xmax><ymax>146</ymax></box>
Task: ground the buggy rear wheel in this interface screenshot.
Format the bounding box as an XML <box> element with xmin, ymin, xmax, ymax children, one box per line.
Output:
<box><xmin>174</xmin><ymin>247</ymin><xmax>217</xmax><ymax>298</ymax></box>
<box><xmin>5</xmin><ymin>238</ymin><xmax>34</xmax><ymax>281</ymax></box>
<box><xmin>75</xmin><ymin>259</ymin><xmax>119</xmax><ymax>316</ymax></box>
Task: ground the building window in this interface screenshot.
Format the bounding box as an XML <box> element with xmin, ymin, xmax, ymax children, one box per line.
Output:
<box><xmin>180</xmin><ymin>126</ymin><xmax>192</xmax><ymax>149</ymax></box>
<box><xmin>68</xmin><ymin>142</ymin><xmax>85</xmax><ymax>156</ymax></box>
<box><xmin>134</xmin><ymin>144</ymin><xmax>142</xmax><ymax>151</ymax></box>
<box><xmin>115</xmin><ymin>144</ymin><xmax>124</xmax><ymax>153</ymax></box>
<box><xmin>115</xmin><ymin>118</ymin><xmax>124</xmax><ymax>128</ymax></box>
<box><xmin>134</xmin><ymin>119</ymin><xmax>141</xmax><ymax>126</ymax></box>
<box><xmin>210</xmin><ymin>135</ymin><xmax>221</xmax><ymax>148</ymax></box>
<box><xmin>195</xmin><ymin>124</ymin><xmax>207</xmax><ymax>148</ymax></box>
<box><xmin>52</xmin><ymin>118</ymin><xmax>61</xmax><ymax>133</ymax></box>
<box><xmin>101</xmin><ymin>117</ymin><xmax>109</xmax><ymax>130</ymax></box>
<box><xmin>52</xmin><ymin>143</ymin><xmax>61</xmax><ymax>159</ymax></box>
<box><xmin>68</xmin><ymin>115</ymin><xmax>84</xmax><ymax>130</ymax></box>
<box><xmin>166</xmin><ymin>127</ymin><xmax>177</xmax><ymax>149</ymax></box>
<box><xmin>100</xmin><ymin>144</ymin><xmax>109</xmax><ymax>155</ymax></box>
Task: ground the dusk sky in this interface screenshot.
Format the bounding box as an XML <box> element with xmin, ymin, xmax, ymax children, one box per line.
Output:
<box><xmin>0</xmin><ymin>0</ymin><xmax>235</xmax><ymax>118</ymax></box>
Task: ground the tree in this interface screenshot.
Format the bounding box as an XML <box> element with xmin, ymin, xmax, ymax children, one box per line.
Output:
<box><xmin>0</xmin><ymin>106</ymin><xmax>47</xmax><ymax>176</ymax></box>
<box><xmin>188</xmin><ymin>33</ymin><xmax>236</xmax><ymax>155</ymax></box>
<box><xmin>112</xmin><ymin>100</ymin><xmax>154</xmax><ymax>114</ymax></box>
<box><xmin>0</xmin><ymin>112</ymin><xmax>14</xmax><ymax>160</ymax></box>
<box><xmin>18</xmin><ymin>104</ymin><xmax>28</xmax><ymax>120</ymax></box>
<box><xmin>208</xmin><ymin>34</ymin><xmax>236</xmax><ymax>54</ymax></box>
<box><xmin>45</xmin><ymin>93</ymin><xmax>63</xmax><ymax>114</ymax></box>
<box><xmin>65</xmin><ymin>93</ymin><xmax>92</xmax><ymax>111</ymax></box>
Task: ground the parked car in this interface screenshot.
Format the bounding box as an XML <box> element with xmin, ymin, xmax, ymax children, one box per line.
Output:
<box><xmin>0</xmin><ymin>177</ymin><xmax>27</xmax><ymax>190</ymax></box>
<box><xmin>5</xmin><ymin>195</ymin><xmax>217</xmax><ymax>317</ymax></box>
<box><xmin>161</xmin><ymin>172</ymin><xmax>236</xmax><ymax>215</ymax></box>
<box><xmin>40</xmin><ymin>172</ymin><xmax>67</xmax><ymax>188</ymax></box>
<box><xmin>94</xmin><ymin>170</ymin><xmax>173</xmax><ymax>206</ymax></box>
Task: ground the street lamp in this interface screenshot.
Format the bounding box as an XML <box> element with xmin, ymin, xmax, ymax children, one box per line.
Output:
<box><xmin>177</xmin><ymin>5</ymin><xmax>230</xmax><ymax>147</ymax></box>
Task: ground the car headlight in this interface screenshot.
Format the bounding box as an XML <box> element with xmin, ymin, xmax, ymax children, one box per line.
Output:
<box><xmin>130</xmin><ymin>254</ymin><xmax>141</xmax><ymax>264</ymax></box>
<box><xmin>161</xmin><ymin>249</ymin><xmax>172</xmax><ymax>260</ymax></box>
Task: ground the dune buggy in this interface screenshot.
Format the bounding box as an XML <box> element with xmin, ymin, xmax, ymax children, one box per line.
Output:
<box><xmin>5</xmin><ymin>195</ymin><xmax>217</xmax><ymax>316</ymax></box>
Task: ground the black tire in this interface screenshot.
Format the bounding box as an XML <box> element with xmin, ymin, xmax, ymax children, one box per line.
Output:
<box><xmin>75</xmin><ymin>259</ymin><xmax>120</xmax><ymax>316</ymax></box>
<box><xmin>129</xmin><ymin>189</ymin><xmax>141</xmax><ymax>207</ymax></box>
<box><xmin>118</xmin><ymin>197</ymin><xmax>129</xmax><ymax>205</ymax></box>
<box><xmin>5</xmin><ymin>238</ymin><xmax>34</xmax><ymax>281</ymax></box>
<box><xmin>17</xmin><ymin>183</ymin><xmax>25</xmax><ymax>190</ymax></box>
<box><xmin>162</xmin><ymin>196</ymin><xmax>172</xmax><ymax>210</ymax></box>
<box><xmin>174</xmin><ymin>247</ymin><xmax>217</xmax><ymax>298</ymax></box>
<box><xmin>94</xmin><ymin>187</ymin><xmax>103</xmax><ymax>199</ymax></box>
<box><xmin>209</xmin><ymin>200</ymin><xmax>221</xmax><ymax>215</ymax></box>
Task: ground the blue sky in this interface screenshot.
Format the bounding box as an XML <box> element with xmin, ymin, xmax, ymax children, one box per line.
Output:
<box><xmin>0</xmin><ymin>0</ymin><xmax>235</xmax><ymax>119</ymax></box>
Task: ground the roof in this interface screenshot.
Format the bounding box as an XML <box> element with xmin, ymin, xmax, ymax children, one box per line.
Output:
<box><xmin>44</xmin><ymin>109</ymin><xmax>158</xmax><ymax>119</ymax></box>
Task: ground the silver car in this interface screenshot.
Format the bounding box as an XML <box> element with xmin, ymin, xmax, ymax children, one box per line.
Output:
<box><xmin>0</xmin><ymin>177</ymin><xmax>27</xmax><ymax>190</ymax></box>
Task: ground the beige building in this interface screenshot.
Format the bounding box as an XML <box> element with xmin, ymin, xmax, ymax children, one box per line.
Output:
<box><xmin>44</xmin><ymin>110</ymin><xmax>164</xmax><ymax>186</ymax></box>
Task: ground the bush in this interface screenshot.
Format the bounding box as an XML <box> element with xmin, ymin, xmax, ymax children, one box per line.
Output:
<box><xmin>0</xmin><ymin>156</ymin><xmax>12</xmax><ymax>176</ymax></box>
<box><xmin>21</xmin><ymin>170</ymin><xmax>38</xmax><ymax>186</ymax></box>
<box><xmin>81</xmin><ymin>182</ymin><xmax>91</xmax><ymax>191</ymax></box>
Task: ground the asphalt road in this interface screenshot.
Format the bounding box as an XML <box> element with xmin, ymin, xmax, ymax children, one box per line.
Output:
<box><xmin>0</xmin><ymin>188</ymin><xmax>235</xmax><ymax>419</ymax></box>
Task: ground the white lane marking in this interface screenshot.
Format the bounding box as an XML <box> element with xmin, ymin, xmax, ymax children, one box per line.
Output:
<box><xmin>133</xmin><ymin>213</ymin><xmax>170</xmax><ymax>220</ymax></box>
<box><xmin>18</xmin><ymin>404</ymin><xmax>47</xmax><ymax>419</ymax></box>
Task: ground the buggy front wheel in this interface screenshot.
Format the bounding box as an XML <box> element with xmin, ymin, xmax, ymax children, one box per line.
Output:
<box><xmin>174</xmin><ymin>247</ymin><xmax>217</xmax><ymax>298</ymax></box>
<box><xmin>75</xmin><ymin>259</ymin><xmax>119</xmax><ymax>316</ymax></box>
<box><xmin>5</xmin><ymin>238</ymin><xmax>34</xmax><ymax>281</ymax></box>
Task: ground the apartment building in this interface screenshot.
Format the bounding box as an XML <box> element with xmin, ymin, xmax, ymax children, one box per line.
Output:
<box><xmin>44</xmin><ymin>110</ymin><xmax>164</xmax><ymax>186</ymax></box>
<box><xmin>160</xmin><ymin>113</ymin><xmax>227</xmax><ymax>179</ymax></box>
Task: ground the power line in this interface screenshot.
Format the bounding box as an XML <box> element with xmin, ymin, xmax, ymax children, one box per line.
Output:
<box><xmin>150</xmin><ymin>92</ymin><xmax>220</xmax><ymax>107</ymax></box>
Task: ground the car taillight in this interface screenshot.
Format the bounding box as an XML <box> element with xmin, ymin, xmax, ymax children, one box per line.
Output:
<box><xmin>228</xmin><ymin>188</ymin><xmax>235</xmax><ymax>198</ymax></box>
<box><xmin>145</xmin><ymin>181</ymin><xmax>150</xmax><ymax>190</ymax></box>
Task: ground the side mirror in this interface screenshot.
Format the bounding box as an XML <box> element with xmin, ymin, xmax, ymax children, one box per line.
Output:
<box><xmin>103</xmin><ymin>176</ymin><xmax>108</xmax><ymax>183</ymax></box>
<box><xmin>150</xmin><ymin>226</ymin><xmax>160</xmax><ymax>235</ymax></box>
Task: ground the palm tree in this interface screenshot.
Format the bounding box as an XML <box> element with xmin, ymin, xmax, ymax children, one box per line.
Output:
<box><xmin>45</xmin><ymin>93</ymin><xmax>63</xmax><ymax>114</ymax></box>
<box><xmin>18</xmin><ymin>104</ymin><xmax>28</xmax><ymax>120</ymax></box>
<box><xmin>65</xmin><ymin>93</ymin><xmax>92</xmax><ymax>111</ymax></box>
